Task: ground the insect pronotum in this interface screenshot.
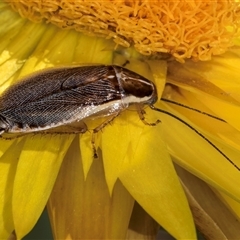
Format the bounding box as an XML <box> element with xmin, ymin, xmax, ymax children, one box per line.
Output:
<box><xmin>0</xmin><ymin>65</ymin><xmax>239</xmax><ymax>171</ymax></box>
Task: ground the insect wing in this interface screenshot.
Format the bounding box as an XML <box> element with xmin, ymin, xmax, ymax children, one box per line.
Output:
<box><xmin>0</xmin><ymin>66</ymin><xmax>124</xmax><ymax>131</ymax></box>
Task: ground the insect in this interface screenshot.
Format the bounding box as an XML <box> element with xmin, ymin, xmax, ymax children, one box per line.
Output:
<box><xmin>0</xmin><ymin>65</ymin><xmax>159</xmax><ymax>156</ymax></box>
<box><xmin>0</xmin><ymin>65</ymin><xmax>239</xmax><ymax>172</ymax></box>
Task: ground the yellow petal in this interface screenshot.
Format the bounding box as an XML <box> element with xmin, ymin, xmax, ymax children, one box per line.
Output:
<box><xmin>166</xmin><ymin>49</ymin><xmax>240</xmax><ymax>132</ymax></box>
<box><xmin>197</xmin><ymin>94</ymin><xmax>240</xmax><ymax>133</ymax></box>
<box><xmin>118</xmin><ymin>109</ymin><xmax>196</xmax><ymax>239</ymax></box>
<box><xmin>17</xmin><ymin>24</ymin><xmax>73</xmax><ymax>75</ymax></box>
<box><xmin>73</xmin><ymin>35</ymin><xmax>113</xmax><ymax>64</ymax></box>
<box><xmin>0</xmin><ymin>139</ymin><xmax>24</xmax><ymax>239</ymax></box>
<box><xmin>147</xmin><ymin>59</ymin><xmax>167</xmax><ymax>99</ymax></box>
<box><xmin>157</xmin><ymin>102</ymin><xmax>240</xmax><ymax>202</ymax></box>
<box><xmin>167</xmin><ymin>60</ymin><xmax>239</xmax><ymax>105</ymax></box>
<box><xmin>102</xmin><ymin>115</ymin><xmax>131</xmax><ymax>193</ymax></box>
<box><xmin>171</xmin><ymin>50</ymin><xmax>240</xmax><ymax>103</ymax></box>
<box><xmin>0</xmin><ymin>7</ymin><xmax>47</xmax><ymax>92</ymax></box>
<box><xmin>0</xmin><ymin>140</ymin><xmax>16</xmax><ymax>158</ymax></box>
<box><xmin>12</xmin><ymin>135</ymin><xmax>74</xmax><ymax>239</ymax></box>
<box><xmin>48</xmin><ymin>137</ymin><xmax>134</xmax><ymax>239</ymax></box>
<box><xmin>17</xmin><ymin>27</ymin><xmax>113</xmax><ymax>78</ymax></box>
<box><xmin>79</xmin><ymin>132</ymin><xmax>94</xmax><ymax>179</ymax></box>
<box><xmin>163</xmin><ymin>87</ymin><xmax>240</xmax><ymax>152</ymax></box>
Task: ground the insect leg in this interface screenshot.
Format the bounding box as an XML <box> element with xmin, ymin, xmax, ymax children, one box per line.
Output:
<box><xmin>0</xmin><ymin>134</ymin><xmax>23</xmax><ymax>140</ymax></box>
<box><xmin>45</xmin><ymin>122</ymin><xmax>88</xmax><ymax>134</ymax></box>
<box><xmin>91</xmin><ymin>112</ymin><xmax>120</xmax><ymax>158</ymax></box>
<box><xmin>136</xmin><ymin>104</ymin><xmax>161</xmax><ymax>126</ymax></box>
<box><xmin>0</xmin><ymin>122</ymin><xmax>88</xmax><ymax>139</ymax></box>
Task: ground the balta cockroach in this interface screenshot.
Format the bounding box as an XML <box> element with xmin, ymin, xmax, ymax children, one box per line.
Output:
<box><xmin>0</xmin><ymin>65</ymin><xmax>159</xmax><ymax>157</ymax></box>
<box><xmin>0</xmin><ymin>65</ymin><xmax>157</xmax><ymax>134</ymax></box>
<box><xmin>0</xmin><ymin>65</ymin><xmax>239</xmax><ymax>171</ymax></box>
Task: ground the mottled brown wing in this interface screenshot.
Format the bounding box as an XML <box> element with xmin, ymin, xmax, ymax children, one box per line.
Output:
<box><xmin>0</xmin><ymin>65</ymin><xmax>123</xmax><ymax>129</ymax></box>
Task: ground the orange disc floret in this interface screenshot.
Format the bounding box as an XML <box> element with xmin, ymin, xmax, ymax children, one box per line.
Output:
<box><xmin>5</xmin><ymin>0</ymin><xmax>240</xmax><ymax>62</ymax></box>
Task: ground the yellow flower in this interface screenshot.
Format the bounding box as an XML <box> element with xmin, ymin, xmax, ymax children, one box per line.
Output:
<box><xmin>0</xmin><ymin>1</ymin><xmax>240</xmax><ymax>239</ymax></box>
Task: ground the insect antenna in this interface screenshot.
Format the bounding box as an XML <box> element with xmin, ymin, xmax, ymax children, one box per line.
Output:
<box><xmin>150</xmin><ymin>105</ymin><xmax>240</xmax><ymax>172</ymax></box>
<box><xmin>161</xmin><ymin>98</ymin><xmax>226</xmax><ymax>122</ymax></box>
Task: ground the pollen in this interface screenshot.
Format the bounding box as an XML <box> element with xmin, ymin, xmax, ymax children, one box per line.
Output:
<box><xmin>5</xmin><ymin>0</ymin><xmax>240</xmax><ymax>62</ymax></box>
